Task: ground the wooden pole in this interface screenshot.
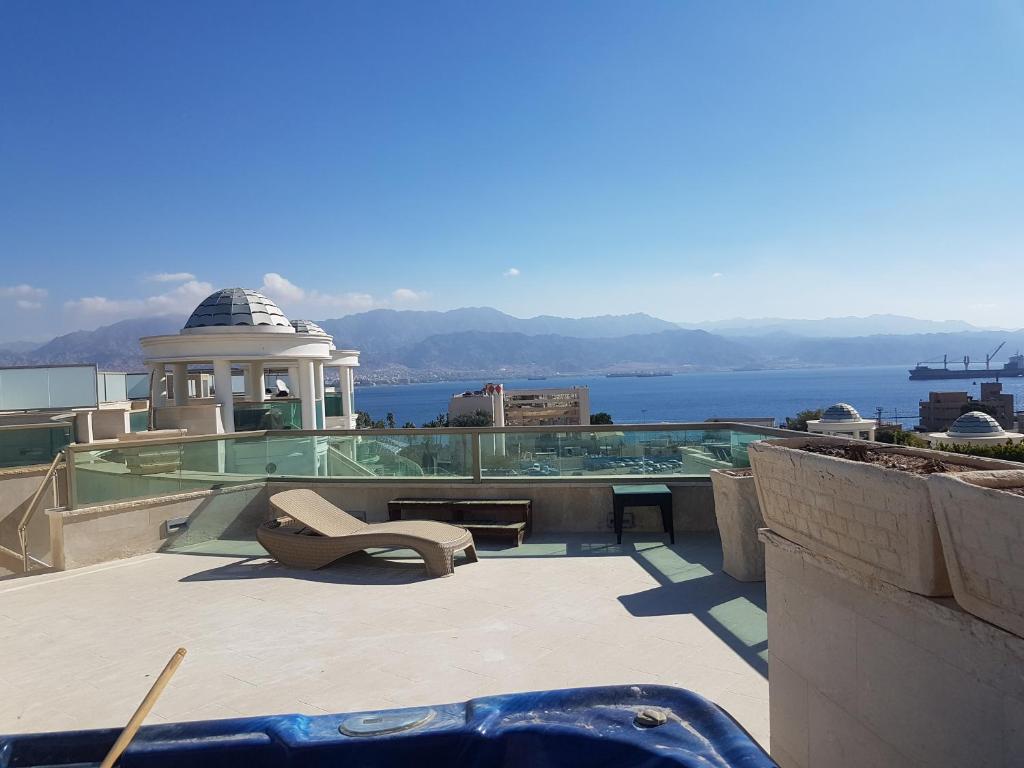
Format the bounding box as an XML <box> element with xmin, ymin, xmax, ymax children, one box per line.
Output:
<box><xmin>99</xmin><ymin>648</ymin><xmax>187</xmax><ymax>768</ymax></box>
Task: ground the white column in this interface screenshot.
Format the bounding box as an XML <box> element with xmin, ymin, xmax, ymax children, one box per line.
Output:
<box><xmin>172</xmin><ymin>363</ymin><xmax>188</xmax><ymax>406</ymax></box>
<box><xmin>213</xmin><ymin>359</ymin><xmax>235</xmax><ymax>433</ymax></box>
<box><xmin>286</xmin><ymin>365</ymin><xmax>299</xmax><ymax>397</ymax></box>
<box><xmin>244</xmin><ymin>363</ymin><xmax>265</xmax><ymax>402</ymax></box>
<box><xmin>339</xmin><ymin>365</ymin><xmax>353</xmax><ymax>420</ymax></box>
<box><xmin>314</xmin><ymin>362</ymin><xmax>326</xmax><ymax>428</ymax></box>
<box><xmin>297</xmin><ymin>360</ymin><xmax>316</xmax><ymax>429</ymax></box>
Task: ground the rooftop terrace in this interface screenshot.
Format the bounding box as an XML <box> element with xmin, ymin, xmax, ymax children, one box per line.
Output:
<box><xmin>0</xmin><ymin>533</ymin><xmax>770</xmax><ymax>747</ymax></box>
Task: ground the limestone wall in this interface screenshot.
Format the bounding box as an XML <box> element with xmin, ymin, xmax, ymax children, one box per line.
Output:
<box><xmin>52</xmin><ymin>483</ymin><xmax>266</xmax><ymax>570</ymax></box>
<box><xmin>763</xmin><ymin>529</ymin><xmax>1024</xmax><ymax>768</ymax></box>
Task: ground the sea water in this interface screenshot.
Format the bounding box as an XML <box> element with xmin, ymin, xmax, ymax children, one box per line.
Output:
<box><xmin>354</xmin><ymin>366</ymin><xmax>1024</xmax><ymax>427</ymax></box>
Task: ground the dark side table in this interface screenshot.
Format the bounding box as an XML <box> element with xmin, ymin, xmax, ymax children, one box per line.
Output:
<box><xmin>611</xmin><ymin>484</ymin><xmax>675</xmax><ymax>545</ymax></box>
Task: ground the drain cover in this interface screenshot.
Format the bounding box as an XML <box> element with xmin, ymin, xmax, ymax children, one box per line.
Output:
<box><xmin>634</xmin><ymin>708</ymin><xmax>668</xmax><ymax>728</ymax></box>
<box><xmin>339</xmin><ymin>707</ymin><xmax>435</xmax><ymax>737</ymax></box>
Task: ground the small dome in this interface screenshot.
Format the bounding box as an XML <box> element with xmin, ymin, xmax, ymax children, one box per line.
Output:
<box><xmin>290</xmin><ymin>319</ymin><xmax>328</xmax><ymax>336</ymax></box>
<box><xmin>821</xmin><ymin>403</ymin><xmax>862</xmax><ymax>422</ymax></box>
<box><xmin>948</xmin><ymin>411</ymin><xmax>1004</xmax><ymax>437</ymax></box>
<box><xmin>184</xmin><ymin>288</ymin><xmax>291</xmax><ymax>329</ymax></box>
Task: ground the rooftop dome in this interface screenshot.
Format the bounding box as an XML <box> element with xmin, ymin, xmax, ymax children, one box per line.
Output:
<box><xmin>184</xmin><ymin>288</ymin><xmax>291</xmax><ymax>330</ymax></box>
<box><xmin>821</xmin><ymin>402</ymin><xmax>862</xmax><ymax>422</ymax></box>
<box><xmin>947</xmin><ymin>411</ymin><xmax>1005</xmax><ymax>437</ymax></box>
<box><xmin>290</xmin><ymin>319</ymin><xmax>328</xmax><ymax>336</ymax></box>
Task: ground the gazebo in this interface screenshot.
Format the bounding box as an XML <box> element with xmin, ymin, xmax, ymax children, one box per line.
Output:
<box><xmin>924</xmin><ymin>411</ymin><xmax>1024</xmax><ymax>447</ymax></box>
<box><xmin>140</xmin><ymin>288</ymin><xmax>360</xmax><ymax>434</ymax></box>
<box><xmin>806</xmin><ymin>402</ymin><xmax>876</xmax><ymax>441</ymax></box>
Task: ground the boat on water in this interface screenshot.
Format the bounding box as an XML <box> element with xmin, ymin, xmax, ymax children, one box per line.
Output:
<box><xmin>606</xmin><ymin>371</ymin><xmax>673</xmax><ymax>378</ymax></box>
<box><xmin>908</xmin><ymin>343</ymin><xmax>1024</xmax><ymax>381</ymax></box>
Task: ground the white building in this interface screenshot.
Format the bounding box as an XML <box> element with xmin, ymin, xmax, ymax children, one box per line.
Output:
<box><xmin>448</xmin><ymin>383</ymin><xmax>591</xmax><ymax>427</ymax></box>
<box><xmin>140</xmin><ymin>288</ymin><xmax>360</xmax><ymax>434</ymax></box>
<box><xmin>806</xmin><ymin>402</ymin><xmax>876</xmax><ymax>441</ymax></box>
<box><xmin>924</xmin><ymin>410</ymin><xmax>1024</xmax><ymax>447</ymax></box>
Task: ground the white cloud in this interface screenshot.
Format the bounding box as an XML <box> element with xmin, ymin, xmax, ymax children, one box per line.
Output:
<box><xmin>261</xmin><ymin>272</ymin><xmax>306</xmax><ymax>303</ymax></box>
<box><xmin>65</xmin><ymin>280</ymin><xmax>213</xmax><ymax>319</ymax></box>
<box><xmin>711</xmin><ymin>272</ymin><xmax>723</xmax><ymax>279</ymax></box>
<box><xmin>391</xmin><ymin>288</ymin><xmax>427</xmax><ymax>303</ymax></box>
<box><xmin>147</xmin><ymin>272</ymin><xmax>196</xmax><ymax>283</ymax></box>
<box><xmin>503</xmin><ymin>267</ymin><xmax>520</xmax><ymax>278</ymax></box>
<box><xmin>1</xmin><ymin>284</ymin><xmax>47</xmax><ymax>300</ymax></box>
<box><xmin>260</xmin><ymin>273</ymin><xmax>377</xmax><ymax>315</ymax></box>
<box><xmin>16</xmin><ymin>300</ymin><xmax>43</xmax><ymax>310</ymax></box>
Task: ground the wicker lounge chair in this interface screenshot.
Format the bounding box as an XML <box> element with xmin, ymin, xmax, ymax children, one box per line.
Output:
<box><xmin>258</xmin><ymin>489</ymin><xmax>478</xmax><ymax>578</ymax></box>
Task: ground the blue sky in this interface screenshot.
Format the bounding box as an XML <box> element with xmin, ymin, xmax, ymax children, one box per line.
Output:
<box><xmin>1</xmin><ymin>1</ymin><xmax>1023</xmax><ymax>341</ymax></box>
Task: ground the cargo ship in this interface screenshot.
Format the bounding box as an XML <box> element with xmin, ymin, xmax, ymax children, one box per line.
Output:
<box><xmin>606</xmin><ymin>371</ymin><xmax>673</xmax><ymax>378</ymax></box>
<box><xmin>908</xmin><ymin>343</ymin><xmax>1024</xmax><ymax>380</ymax></box>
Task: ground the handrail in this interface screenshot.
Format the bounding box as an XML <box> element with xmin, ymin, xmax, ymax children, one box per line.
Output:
<box><xmin>17</xmin><ymin>451</ymin><xmax>64</xmax><ymax>572</ymax></box>
<box><xmin>65</xmin><ymin>421</ymin><xmax>799</xmax><ymax>451</ymax></box>
<box><xmin>0</xmin><ymin>421</ymin><xmax>74</xmax><ymax>432</ymax></box>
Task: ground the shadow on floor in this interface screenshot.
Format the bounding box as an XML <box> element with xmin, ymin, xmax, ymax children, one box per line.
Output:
<box><xmin>178</xmin><ymin>548</ymin><xmax>480</xmax><ymax>586</ymax></box>
<box><xmin>173</xmin><ymin>531</ymin><xmax>768</xmax><ymax>678</ymax></box>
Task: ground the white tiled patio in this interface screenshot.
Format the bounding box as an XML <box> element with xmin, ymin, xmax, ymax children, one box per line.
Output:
<box><xmin>0</xmin><ymin>534</ymin><xmax>769</xmax><ymax>747</ymax></box>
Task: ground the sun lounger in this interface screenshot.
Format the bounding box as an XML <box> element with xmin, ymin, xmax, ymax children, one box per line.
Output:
<box><xmin>257</xmin><ymin>489</ymin><xmax>478</xmax><ymax>577</ymax></box>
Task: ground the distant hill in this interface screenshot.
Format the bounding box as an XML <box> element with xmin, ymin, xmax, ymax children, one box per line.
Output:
<box><xmin>318</xmin><ymin>308</ymin><xmax>679</xmax><ymax>356</ymax></box>
<box><xmin>0</xmin><ymin>340</ymin><xmax>41</xmax><ymax>354</ymax></box>
<box><xmin>2</xmin><ymin>308</ymin><xmax>1021</xmax><ymax>378</ymax></box>
<box><xmin>381</xmin><ymin>329</ymin><xmax>757</xmax><ymax>373</ymax></box>
<box><xmin>0</xmin><ymin>317</ymin><xmax>181</xmax><ymax>370</ymax></box>
<box><xmin>680</xmin><ymin>314</ymin><xmax>1000</xmax><ymax>338</ymax></box>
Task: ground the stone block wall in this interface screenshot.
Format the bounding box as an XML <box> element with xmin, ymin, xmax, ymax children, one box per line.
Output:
<box><xmin>52</xmin><ymin>483</ymin><xmax>266</xmax><ymax>570</ymax></box>
<box><xmin>750</xmin><ymin>440</ymin><xmax>949</xmax><ymax>595</ymax></box>
<box><xmin>763</xmin><ymin>529</ymin><xmax>1024</xmax><ymax>768</ymax></box>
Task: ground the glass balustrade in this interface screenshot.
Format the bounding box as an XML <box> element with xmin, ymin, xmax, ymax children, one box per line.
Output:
<box><xmin>67</xmin><ymin>425</ymin><xmax>779</xmax><ymax>508</ymax></box>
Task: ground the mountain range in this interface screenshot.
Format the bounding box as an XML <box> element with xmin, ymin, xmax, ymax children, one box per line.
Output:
<box><xmin>0</xmin><ymin>308</ymin><xmax>1020</xmax><ymax>379</ymax></box>
<box><xmin>676</xmin><ymin>314</ymin><xmax>996</xmax><ymax>338</ymax></box>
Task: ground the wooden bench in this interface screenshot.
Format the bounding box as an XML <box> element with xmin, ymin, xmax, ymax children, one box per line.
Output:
<box><xmin>387</xmin><ymin>498</ymin><xmax>532</xmax><ymax>546</ymax></box>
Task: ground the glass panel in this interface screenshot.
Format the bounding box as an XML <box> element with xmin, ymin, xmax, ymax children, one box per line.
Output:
<box><xmin>72</xmin><ymin>443</ymin><xmax>183</xmax><ymax>506</ymax></box>
<box><xmin>126</xmin><ymin>372</ymin><xmax>151</xmax><ymax>400</ymax></box>
<box><xmin>324</xmin><ymin>393</ymin><xmax>344</xmax><ymax>417</ymax></box>
<box><xmin>480</xmin><ymin>428</ymin><xmax>772</xmax><ymax>478</ymax></box>
<box><xmin>263</xmin><ymin>434</ymin><xmax>322</xmax><ymax>478</ymax></box>
<box><xmin>233</xmin><ymin>400</ymin><xmax>302</xmax><ymax>431</ymax></box>
<box><xmin>100</xmin><ymin>372</ymin><xmax>128</xmax><ymax>402</ymax></box>
<box><xmin>321</xmin><ymin>433</ymin><xmax>474</xmax><ymax>478</ymax></box>
<box><xmin>0</xmin><ymin>425</ymin><xmax>73</xmax><ymax>469</ymax></box>
<box><xmin>128</xmin><ymin>411</ymin><xmax>149</xmax><ymax>432</ymax></box>
<box><xmin>44</xmin><ymin>366</ymin><xmax>99</xmax><ymax>408</ymax></box>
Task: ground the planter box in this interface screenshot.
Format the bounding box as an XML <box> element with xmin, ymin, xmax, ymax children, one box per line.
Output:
<box><xmin>749</xmin><ymin>436</ymin><xmax>1018</xmax><ymax>596</ymax></box>
<box><xmin>710</xmin><ymin>469</ymin><xmax>765</xmax><ymax>582</ymax></box>
<box><xmin>929</xmin><ymin>470</ymin><xmax>1024</xmax><ymax>637</ymax></box>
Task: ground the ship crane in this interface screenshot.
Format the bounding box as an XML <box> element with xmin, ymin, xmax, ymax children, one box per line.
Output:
<box><xmin>986</xmin><ymin>342</ymin><xmax>1005</xmax><ymax>369</ymax></box>
<box><xmin>914</xmin><ymin>354</ymin><xmax>949</xmax><ymax>370</ymax></box>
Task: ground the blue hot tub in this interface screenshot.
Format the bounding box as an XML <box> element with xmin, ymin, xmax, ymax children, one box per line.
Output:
<box><xmin>0</xmin><ymin>685</ymin><xmax>776</xmax><ymax>767</ymax></box>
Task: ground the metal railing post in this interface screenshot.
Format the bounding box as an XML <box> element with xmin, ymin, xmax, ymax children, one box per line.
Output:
<box><xmin>18</xmin><ymin>451</ymin><xmax>64</xmax><ymax>572</ymax></box>
<box><xmin>471</xmin><ymin>430</ymin><xmax>482</xmax><ymax>483</ymax></box>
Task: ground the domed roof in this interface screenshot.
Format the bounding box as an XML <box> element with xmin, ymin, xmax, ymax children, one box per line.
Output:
<box><xmin>821</xmin><ymin>403</ymin><xmax>862</xmax><ymax>422</ymax></box>
<box><xmin>290</xmin><ymin>319</ymin><xmax>328</xmax><ymax>336</ymax></box>
<box><xmin>184</xmin><ymin>288</ymin><xmax>291</xmax><ymax>329</ymax></box>
<box><xmin>948</xmin><ymin>411</ymin><xmax>1004</xmax><ymax>437</ymax></box>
